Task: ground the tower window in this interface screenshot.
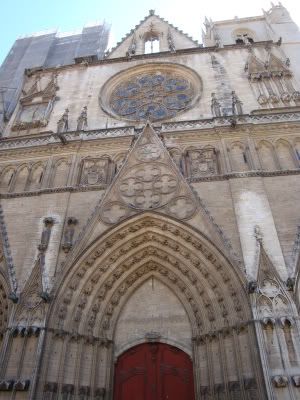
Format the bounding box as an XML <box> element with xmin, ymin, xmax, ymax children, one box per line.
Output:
<box><xmin>234</xmin><ymin>30</ymin><xmax>255</xmax><ymax>44</ymax></box>
<box><xmin>144</xmin><ymin>37</ymin><xmax>160</xmax><ymax>54</ymax></box>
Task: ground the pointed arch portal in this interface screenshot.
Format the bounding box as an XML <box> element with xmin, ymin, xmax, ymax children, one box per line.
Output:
<box><xmin>39</xmin><ymin>213</ymin><xmax>265</xmax><ymax>399</ymax></box>
<box><xmin>113</xmin><ymin>342</ymin><xmax>195</xmax><ymax>400</ymax></box>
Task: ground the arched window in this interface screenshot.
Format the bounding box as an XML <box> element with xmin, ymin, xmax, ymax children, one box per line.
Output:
<box><xmin>144</xmin><ymin>32</ymin><xmax>160</xmax><ymax>54</ymax></box>
<box><xmin>233</xmin><ymin>29</ymin><xmax>255</xmax><ymax>45</ymax></box>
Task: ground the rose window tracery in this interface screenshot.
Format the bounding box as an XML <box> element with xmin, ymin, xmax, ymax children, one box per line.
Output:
<box><xmin>109</xmin><ymin>72</ymin><xmax>195</xmax><ymax>121</ymax></box>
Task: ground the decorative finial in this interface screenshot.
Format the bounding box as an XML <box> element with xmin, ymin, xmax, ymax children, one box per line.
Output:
<box><xmin>149</xmin><ymin>9</ymin><xmax>155</xmax><ymax>15</ymax></box>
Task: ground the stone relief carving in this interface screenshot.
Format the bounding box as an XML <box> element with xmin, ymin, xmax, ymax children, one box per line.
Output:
<box><xmin>12</xmin><ymin>74</ymin><xmax>58</xmax><ymax>132</ymax></box>
<box><xmin>119</xmin><ymin>163</ymin><xmax>179</xmax><ymax>209</ymax></box>
<box><xmin>185</xmin><ymin>148</ymin><xmax>219</xmax><ymax>177</ymax></box>
<box><xmin>79</xmin><ymin>157</ymin><xmax>112</xmax><ymax>186</ymax></box>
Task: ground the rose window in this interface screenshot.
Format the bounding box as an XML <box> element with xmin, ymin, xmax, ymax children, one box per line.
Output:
<box><xmin>109</xmin><ymin>73</ymin><xmax>194</xmax><ymax>121</ymax></box>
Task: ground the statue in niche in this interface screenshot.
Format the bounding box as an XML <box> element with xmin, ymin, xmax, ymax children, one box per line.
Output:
<box><xmin>80</xmin><ymin>158</ymin><xmax>110</xmax><ymax>185</ymax></box>
<box><xmin>76</xmin><ymin>106</ymin><xmax>88</xmax><ymax>130</ymax></box>
<box><xmin>187</xmin><ymin>148</ymin><xmax>217</xmax><ymax>177</ymax></box>
<box><xmin>57</xmin><ymin>108</ymin><xmax>69</xmax><ymax>133</ymax></box>
<box><xmin>126</xmin><ymin>34</ymin><xmax>137</xmax><ymax>57</ymax></box>
<box><xmin>211</xmin><ymin>93</ymin><xmax>222</xmax><ymax>117</ymax></box>
<box><xmin>62</xmin><ymin>217</ymin><xmax>78</xmax><ymax>253</ymax></box>
<box><xmin>232</xmin><ymin>91</ymin><xmax>243</xmax><ymax>115</ymax></box>
<box><xmin>167</xmin><ymin>29</ymin><xmax>176</xmax><ymax>52</ymax></box>
<box><xmin>12</xmin><ymin>73</ymin><xmax>58</xmax><ymax>132</ymax></box>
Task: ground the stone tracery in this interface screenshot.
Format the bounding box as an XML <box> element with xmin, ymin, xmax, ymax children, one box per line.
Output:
<box><xmin>110</xmin><ymin>72</ymin><xmax>194</xmax><ymax>121</ymax></box>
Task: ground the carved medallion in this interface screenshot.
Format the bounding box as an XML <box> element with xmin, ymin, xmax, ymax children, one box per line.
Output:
<box><xmin>118</xmin><ymin>163</ymin><xmax>179</xmax><ymax>210</ymax></box>
<box><xmin>135</xmin><ymin>143</ymin><xmax>162</xmax><ymax>162</ymax></box>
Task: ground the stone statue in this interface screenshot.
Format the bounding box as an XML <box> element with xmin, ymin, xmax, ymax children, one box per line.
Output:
<box><xmin>57</xmin><ymin>108</ymin><xmax>69</xmax><ymax>133</ymax></box>
<box><xmin>211</xmin><ymin>93</ymin><xmax>222</xmax><ymax>117</ymax></box>
<box><xmin>77</xmin><ymin>106</ymin><xmax>88</xmax><ymax>130</ymax></box>
<box><xmin>232</xmin><ymin>91</ymin><xmax>243</xmax><ymax>115</ymax></box>
<box><xmin>167</xmin><ymin>30</ymin><xmax>176</xmax><ymax>52</ymax></box>
<box><xmin>126</xmin><ymin>34</ymin><xmax>137</xmax><ymax>57</ymax></box>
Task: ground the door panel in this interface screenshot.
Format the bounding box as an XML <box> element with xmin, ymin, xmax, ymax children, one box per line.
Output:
<box><xmin>114</xmin><ymin>343</ymin><xmax>195</xmax><ymax>400</ymax></box>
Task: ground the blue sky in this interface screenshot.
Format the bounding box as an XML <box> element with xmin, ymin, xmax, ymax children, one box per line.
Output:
<box><xmin>1</xmin><ymin>0</ymin><xmax>300</xmax><ymax>65</ymax></box>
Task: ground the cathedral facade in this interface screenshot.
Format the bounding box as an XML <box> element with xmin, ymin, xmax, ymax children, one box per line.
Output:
<box><xmin>0</xmin><ymin>4</ymin><xmax>300</xmax><ymax>399</ymax></box>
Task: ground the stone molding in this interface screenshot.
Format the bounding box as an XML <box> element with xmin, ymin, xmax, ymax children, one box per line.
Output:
<box><xmin>1</xmin><ymin>169</ymin><xmax>299</xmax><ymax>199</ymax></box>
<box><xmin>1</xmin><ymin>113</ymin><xmax>300</xmax><ymax>152</ymax></box>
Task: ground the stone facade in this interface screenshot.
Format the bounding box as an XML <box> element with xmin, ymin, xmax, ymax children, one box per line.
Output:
<box><xmin>0</xmin><ymin>4</ymin><xmax>300</xmax><ymax>399</ymax></box>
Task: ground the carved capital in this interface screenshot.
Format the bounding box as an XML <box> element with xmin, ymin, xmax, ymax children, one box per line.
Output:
<box><xmin>13</xmin><ymin>380</ymin><xmax>30</xmax><ymax>391</ymax></box>
<box><xmin>272</xmin><ymin>375</ymin><xmax>288</xmax><ymax>388</ymax></box>
<box><xmin>292</xmin><ymin>376</ymin><xmax>300</xmax><ymax>387</ymax></box>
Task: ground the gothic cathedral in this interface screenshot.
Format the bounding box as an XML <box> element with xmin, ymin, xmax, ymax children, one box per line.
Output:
<box><xmin>0</xmin><ymin>4</ymin><xmax>300</xmax><ymax>400</ymax></box>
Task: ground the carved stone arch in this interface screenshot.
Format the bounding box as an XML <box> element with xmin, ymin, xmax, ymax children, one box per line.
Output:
<box><xmin>50</xmin><ymin>157</ymin><xmax>71</xmax><ymax>188</ymax></box>
<box><xmin>13</xmin><ymin>163</ymin><xmax>30</xmax><ymax>192</ymax></box>
<box><xmin>100</xmin><ymin>267</ymin><xmax>197</xmax><ymax>347</ymax></box>
<box><xmin>275</xmin><ymin>138</ymin><xmax>297</xmax><ymax>170</ymax></box>
<box><xmin>51</xmin><ymin>216</ymin><xmax>248</xmax><ymax>334</ymax></box>
<box><xmin>256</xmin><ymin>139</ymin><xmax>278</xmax><ymax>171</ymax></box>
<box><xmin>0</xmin><ymin>165</ymin><xmax>16</xmax><ymax>193</ymax></box>
<box><xmin>229</xmin><ymin>141</ymin><xmax>249</xmax><ymax>172</ymax></box>
<box><xmin>41</xmin><ymin>213</ymin><xmax>266</xmax><ymax>400</ymax></box>
<box><xmin>81</xmin><ymin>259</ymin><xmax>204</xmax><ymax>337</ymax></box>
<box><xmin>28</xmin><ymin>161</ymin><xmax>46</xmax><ymax>191</ymax></box>
<box><xmin>57</xmin><ymin>239</ymin><xmax>241</xmax><ymax>336</ymax></box>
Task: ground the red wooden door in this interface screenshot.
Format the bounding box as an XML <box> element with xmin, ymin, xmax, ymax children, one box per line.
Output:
<box><xmin>113</xmin><ymin>342</ymin><xmax>195</xmax><ymax>400</ymax></box>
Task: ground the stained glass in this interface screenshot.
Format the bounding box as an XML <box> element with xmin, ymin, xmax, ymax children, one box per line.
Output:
<box><xmin>110</xmin><ymin>72</ymin><xmax>194</xmax><ymax>121</ymax></box>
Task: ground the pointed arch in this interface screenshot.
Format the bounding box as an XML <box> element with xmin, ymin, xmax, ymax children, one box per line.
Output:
<box><xmin>0</xmin><ymin>166</ymin><xmax>16</xmax><ymax>193</ymax></box>
<box><xmin>256</xmin><ymin>140</ymin><xmax>278</xmax><ymax>171</ymax></box>
<box><xmin>275</xmin><ymin>139</ymin><xmax>297</xmax><ymax>170</ymax></box>
<box><xmin>28</xmin><ymin>162</ymin><xmax>46</xmax><ymax>191</ymax></box>
<box><xmin>50</xmin><ymin>158</ymin><xmax>71</xmax><ymax>188</ymax></box>
<box><xmin>229</xmin><ymin>141</ymin><xmax>249</xmax><ymax>172</ymax></box>
<box><xmin>13</xmin><ymin>164</ymin><xmax>30</xmax><ymax>192</ymax></box>
<box><xmin>37</xmin><ymin>213</ymin><xmax>266</xmax><ymax>400</ymax></box>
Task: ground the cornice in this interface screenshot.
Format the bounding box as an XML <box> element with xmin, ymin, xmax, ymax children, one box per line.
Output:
<box><xmin>189</xmin><ymin>169</ymin><xmax>300</xmax><ymax>183</ymax></box>
<box><xmin>0</xmin><ymin>112</ymin><xmax>299</xmax><ymax>154</ymax></box>
<box><xmin>0</xmin><ymin>185</ymin><xmax>107</xmax><ymax>199</ymax></box>
<box><xmin>24</xmin><ymin>40</ymin><xmax>276</xmax><ymax>76</ymax></box>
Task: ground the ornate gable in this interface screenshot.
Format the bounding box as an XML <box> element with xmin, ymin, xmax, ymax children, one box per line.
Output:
<box><xmin>99</xmin><ymin>123</ymin><xmax>198</xmax><ymax>224</ymax></box>
<box><xmin>107</xmin><ymin>10</ymin><xmax>198</xmax><ymax>59</ymax></box>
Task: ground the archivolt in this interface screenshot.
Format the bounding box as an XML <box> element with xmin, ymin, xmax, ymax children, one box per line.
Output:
<box><xmin>50</xmin><ymin>213</ymin><xmax>250</xmax><ymax>339</ymax></box>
